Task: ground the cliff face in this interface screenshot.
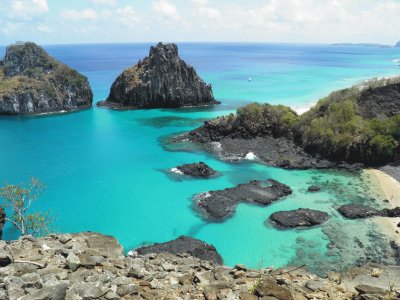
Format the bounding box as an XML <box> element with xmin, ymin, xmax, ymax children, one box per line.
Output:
<box><xmin>102</xmin><ymin>42</ymin><xmax>218</xmax><ymax>109</ymax></box>
<box><xmin>0</xmin><ymin>232</ymin><xmax>397</xmax><ymax>299</ymax></box>
<box><xmin>0</xmin><ymin>42</ymin><xmax>93</xmax><ymax>115</ymax></box>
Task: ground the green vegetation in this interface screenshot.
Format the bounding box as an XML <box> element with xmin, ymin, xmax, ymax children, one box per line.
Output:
<box><xmin>229</xmin><ymin>78</ymin><xmax>400</xmax><ymax>165</ymax></box>
<box><xmin>0</xmin><ymin>177</ymin><xmax>56</xmax><ymax>237</ymax></box>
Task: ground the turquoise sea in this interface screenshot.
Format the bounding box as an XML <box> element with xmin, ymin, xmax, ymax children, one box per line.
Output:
<box><xmin>0</xmin><ymin>43</ymin><xmax>399</xmax><ymax>275</ymax></box>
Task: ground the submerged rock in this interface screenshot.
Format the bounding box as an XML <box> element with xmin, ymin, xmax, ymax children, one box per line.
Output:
<box><xmin>0</xmin><ymin>42</ymin><xmax>93</xmax><ymax>115</ymax></box>
<box><xmin>133</xmin><ymin>236</ymin><xmax>223</xmax><ymax>265</ymax></box>
<box><xmin>307</xmin><ymin>185</ymin><xmax>321</xmax><ymax>192</ymax></box>
<box><xmin>99</xmin><ymin>42</ymin><xmax>218</xmax><ymax>109</ymax></box>
<box><xmin>175</xmin><ymin>162</ymin><xmax>217</xmax><ymax>178</ymax></box>
<box><xmin>269</xmin><ymin>208</ymin><xmax>330</xmax><ymax>228</ymax></box>
<box><xmin>195</xmin><ymin>179</ymin><xmax>292</xmax><ymax>221</ymax></box>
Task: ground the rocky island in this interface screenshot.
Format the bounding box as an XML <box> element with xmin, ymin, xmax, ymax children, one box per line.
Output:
<box><xmin>0</xmin><ymin>232</ymin><xmax>398</xmax><ymax>299</ymax></box>
<box><xmin>0</xmin><ymin>42</ymin><xmax>93</xmax><ymax>115</ymax></box>
<box><xmin>173</xmin><ymin>162</ymin><xmax>218</xmax><ymax>178</ymax></box>
<box><xmin>98</xmin><ymin>43</ymin><xmax>218</xmax><ymax>109</ymax></box>
<box><xmin>182</xmin><ymin>77</ymin><xmax>400</xmax><ymax>169</ymax></box>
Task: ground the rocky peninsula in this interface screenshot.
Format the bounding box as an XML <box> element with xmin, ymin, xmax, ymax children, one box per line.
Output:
<box><xmin>0</xmin><ymin>42</ymin><xmax>93</xmax><ymax>115</ymax></box>
<box><xmin>179</xmin><ymin>77</ymin><xmax>400</xmax><ymax>170</ymax></box>
<box><xmin>0</xmin><ymin>232</ymin><xmax>398</xmax><ymax>299</ymax></box>
<box><xmin>99</xmin><ymin>43</ymin><xmax>218</xmax><ymax>110</ymax></box>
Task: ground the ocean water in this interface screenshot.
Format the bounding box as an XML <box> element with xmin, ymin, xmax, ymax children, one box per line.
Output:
<box><xmin>0</xmin><ymin>43</ymin><xmax>399</xmax><ymax>275</ymax></box>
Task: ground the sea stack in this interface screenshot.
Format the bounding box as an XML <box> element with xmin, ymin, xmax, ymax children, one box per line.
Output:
<box><xmin>0</xmin><ymin>42</ymin><xmax>93</xmax><ymax>115</ymax></box>
<box><xmin>99</xmin><ymin>42</ymin><xmax>218</xmax><ymax>109</ymax></box>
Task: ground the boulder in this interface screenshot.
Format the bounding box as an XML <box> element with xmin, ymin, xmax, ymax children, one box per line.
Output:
<box><xmin>133</xmin><ymin>236</ymin><xmax>223</xmax><ymax>265</ymax></box>
<box><xmin>307</xmin><ymin>185</ymin><xmax>321</xmax><ymax>192</ymax></box>
<box><xmin>99</xmin><ymin>42</ymin><xmax>218</xmax><ymax>109</ymax></box>
<box><xmin>0</xmin><ymin>42</ymin><xmax>93</xmax><ymax>115</ymax></box>
<box><xmin>175</xmin><ymin>162</ymin><xmax>217</xmax><ymax>178</ymax></box>
<box><xmin>195</xmin><ymin>179</ymin><xmax>292</xmax><ymax>221</ymax></box>
<box><xmin>269</xmin><ymin>208</ymin><xmax>330</xmax><ymax>228</ymax></box>
<box><xmin>337</xmin><ymin>204</ymin><xmax>380</xmax><ymax>219</ymax></box>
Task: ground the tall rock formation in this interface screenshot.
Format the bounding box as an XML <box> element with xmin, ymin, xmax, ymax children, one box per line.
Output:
<box><xmin>0</xmin><ymin>42</ymin><xmax>93</xmax><ymax>115</ymax></box>
<box><xmin>99</xmin><ymin>42</ymin><xmax>218</xmax><ymax>109</ymax></box>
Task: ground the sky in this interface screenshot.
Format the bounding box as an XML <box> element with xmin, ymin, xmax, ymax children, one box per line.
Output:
<box><xmin>0</xmin><ymin>0</ymin><xmax>400</xmax><ymax>45</ymax></box>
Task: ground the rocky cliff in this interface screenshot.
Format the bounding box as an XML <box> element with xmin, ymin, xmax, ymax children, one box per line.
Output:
<box><xmin>99</xmin><ymin>42</ymin><xmax>218</xmax><ymax>109</ymax></box>
<box><xmin>183</xmin><ymin>77</ymin><xmax>400</xmax><ymax>168</ymax></box>
<box><xmin>0</xmin><ymin>232</ymin><xmax>398</xmax><ymax>299</ymax></box>
<box><xmin>0</xmin><ymin>42</ymin><xmax>93</xmax><ymax>115</ymax></box>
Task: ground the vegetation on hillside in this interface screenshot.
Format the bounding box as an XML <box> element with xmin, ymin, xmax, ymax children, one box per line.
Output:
<box><xmin>223</xmin><ymin>78</ymin><xmax>400</xmax><ymax>165</ymax></box>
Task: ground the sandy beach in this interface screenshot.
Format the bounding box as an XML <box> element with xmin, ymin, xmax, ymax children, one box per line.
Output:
<box><xmin>365</xmin><ymin>169</ymin><xmax>400</xmax><ymax>239</ymax></box>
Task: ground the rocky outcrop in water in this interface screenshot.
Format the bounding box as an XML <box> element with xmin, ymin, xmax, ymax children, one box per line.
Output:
<box><xmin>0</xmin><ymin>232</ymin><xmax>398</xmax><ymax>299</ymax></box>
<box><xmin>133</xmin><ymin>236</ymin><xmax>223</xmax><ymax>265</ymax></box>
<box><xmin>338</xmin><ymin>204</ymin><xmax>400</xmax><ymax>219</ymax></box>
<box><xmin>0</xmin><ymin>42</ymin><xmax>93</xmax><ymax>115</ymax></box>
<box><xmin>99</xmin><ymin>42</ymin><xmax>218</xmax><ymax>109</ymax></box>
<box><xmin>175</xmin><ymin>162</ymin><xmax>217</xmax><ymax>178</ymax></box>
<box><xmin>269</xmin><ymin>208</ymin><xmax>330</xmax><ymax>228</ymax></box>
<box><xmin>195</xmin><ymin>179</ymin><xmax>292</xmax><ymax>221</ymax></box>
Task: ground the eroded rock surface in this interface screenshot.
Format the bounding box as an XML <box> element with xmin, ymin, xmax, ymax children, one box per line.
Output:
<box><xmin>99</xmin><ymin>42</ymin><xmax>218</xmax><ymax>109</ymax></box>
<box><xmin>195</xmin><ymin>179</ymin><xmax>292</xmax><ymax>221</ymax></box>
<box><xmin>133</xmin><ymin>236</ymin><xmax>223</xmax><ymax>265</ymax></box>
<box><xmin>338</xmin><ymin>204</ymin><xmax>400</xmax><ymax>219</ymax></box>
<box><xmin>0</xmin><ymin>233</ymin><xmax>397</xmax><ymax>299</ymax></box>
<box><xmin>175</xmin><ymin>162</ymin><xmax>217</xmax><ymax>178</ymax></box>
<box><xmin>269</xmin><ymin>208</ymin><xmax>330</xmax><ymax>228</ymax></box>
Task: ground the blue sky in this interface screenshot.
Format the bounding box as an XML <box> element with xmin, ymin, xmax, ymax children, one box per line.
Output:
<box><xmin>1</xmin><ymin>0</ymin><xmax>400</xmax><ymax>45</ymax></box>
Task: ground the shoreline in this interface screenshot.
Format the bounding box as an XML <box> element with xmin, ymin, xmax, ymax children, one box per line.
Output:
<box><xmin>365</xmin><ymin>169</ymin><xmax>400</xmax><ymax>239</ymax></box>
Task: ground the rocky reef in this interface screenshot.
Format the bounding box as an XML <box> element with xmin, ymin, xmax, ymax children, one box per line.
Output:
<box><xmin>0</xmin><ymin>42</ymin><xmax>93</xmax><ymax>115</ymax></box>
<box><xmin>133</xmin><ymin>236</ymin><xmax>223</xmax><ymax>265</ymax></box>
<box><xmin>269</xmin><ymin>208</ymin><xmax>330</xmax><ymax>228</ymax></box>
<box><xmin>0</xmin><ymin>232</ymin><xmax>398</xmax><ymax>299</ymax></box>
<box><xmin>338</xmin><ymin>204</ymin><xmax>400</xmax><ymax>219</ymax></box>
<box><xmin>194</xmin><ymin>179</ymin><xmax>292</xmax><ymax>221</ymax></box>
<box><xmin>174</xmin><ymin>162</ymin><xmax>217</xmax><ymax>178</ymax></box>
<box><xmin>180</xmin><ymin>77</ymin><xmax>400</xmax><ymax>169</ymax></box>
<box><xmin>99</xmin><ymin>42</ymin><xmax>218</xmax><ymax>109</ymax></box>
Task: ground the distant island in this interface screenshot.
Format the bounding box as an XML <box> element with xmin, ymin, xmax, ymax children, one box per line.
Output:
<box><xmin>330</xmin><ymin>43</ymin><xmax>392</xmax><ymax>48</ymax></box>
<box><xmin>396</xmin><ymin>41</ymin><xmax>400</xmax><ymax>47</ymax></box>
<box><xmin>98</xmin><ymin>42</ymin><xmax>219</xmax><ymax>110</ymax></box>
<box><xmin>0</xmin><ymin>42</ymin><xmax>93</xmax><ymax>115</ymax></box>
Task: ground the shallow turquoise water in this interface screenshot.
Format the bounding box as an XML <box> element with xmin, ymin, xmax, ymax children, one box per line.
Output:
<box><xmin>0</xmin><ymin>43</ymin><xmax>399</xmax><ymax>274</ymax></box>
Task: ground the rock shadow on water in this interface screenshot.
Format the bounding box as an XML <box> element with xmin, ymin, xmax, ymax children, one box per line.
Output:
<box><xmin>137</xmin><ymin>116</ymin><xmax>207</xmax><ymax>129</ymax></box>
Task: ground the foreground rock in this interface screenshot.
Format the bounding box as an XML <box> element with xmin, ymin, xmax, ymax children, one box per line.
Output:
<box><xmin>195</xmin><ymin>179</ymin><xmax>292</xmax><ymax>221</ymax></box>
<box><xmin>269</xmin><ymin>208</ymin><xmax>330</xmax><ymax>228</ymax></box>
<box><xmin>174</xmin><ymin>162</ymin><xmax>217</xmax><ymax>178</ymax></box>
<box><xmin>0</xmin><ymin>233</ymin><xmax>398</xmax><ymax>299</ymax></box>
<box><xmin>99</xmin><ymin>42</ymin><xmax>218</xmax><ymax>109</ymax></box>
<box><xmin>0</xmin><ymin>42</ymin><xmax>93</xmax><ymax>115</ymax></box>
<box><xmin>338</xmin><ymin>204</ymin><xmax>400</xmax><ymax>219</ymax></box>
<box><xmin>133</xmin><ymin>236</ymin><xmax>223</xmax><ymax>265</ymax></box>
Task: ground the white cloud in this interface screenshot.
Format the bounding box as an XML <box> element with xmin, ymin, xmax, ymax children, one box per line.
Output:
<box><xmin>152</xmin><ymin>0</ymin><xmax>180</xmax><ymax>21</ymax></box>
<box><xmin>61</xmin><ymin>9</ymin><xmax>98</xmax><ymax>21</ymax></box>
<box><xmin>116</xmin><ymin>6</ymin><xmax>141</xmax><ymax>28</ymax></box>
<box><xmin>190</xmin><ymin>0</ymin><xmax>208</xmax><ymax>6</ymax></box>
<box><xmin>8</xmin><ymin>0</ymin><xmax>49</xmax><ymax>21</ymax></box>
<box><xmin>89</xmin><ymin>0</ymin><xmax>117</xmax><ymax>6</ymax></box>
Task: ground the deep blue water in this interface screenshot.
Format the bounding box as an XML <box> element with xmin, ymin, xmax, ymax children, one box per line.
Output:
<box><xmin>0</xmin><ymin>43</ymin><xmax>399</xmax><ymax>274</ymax></box>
